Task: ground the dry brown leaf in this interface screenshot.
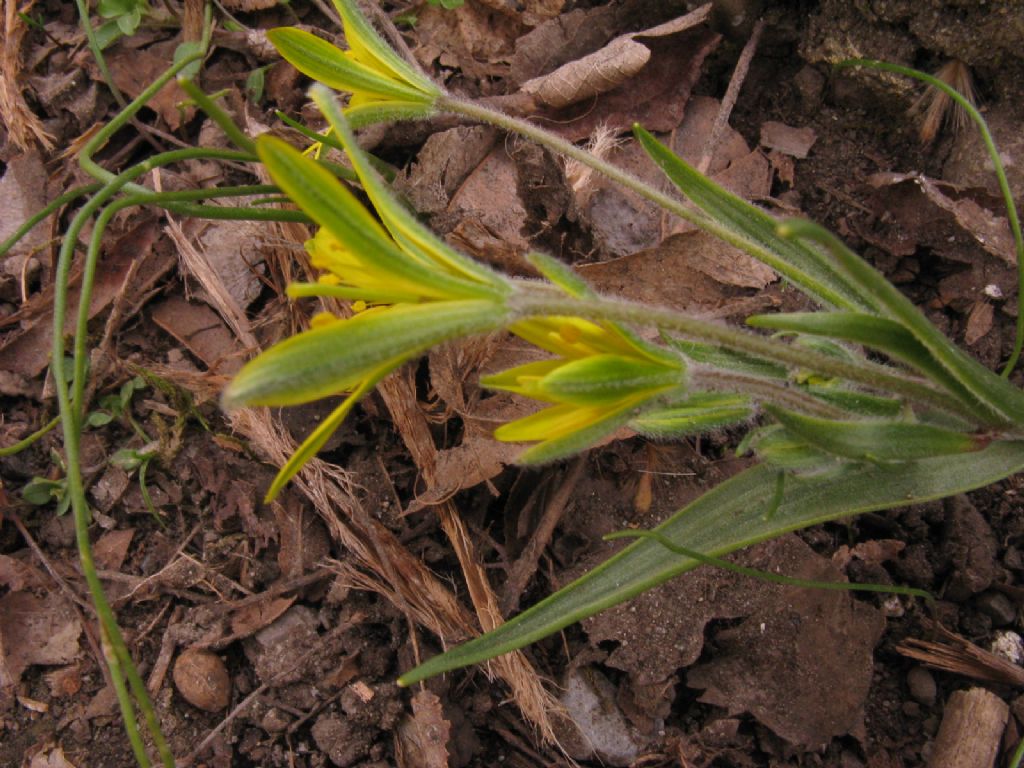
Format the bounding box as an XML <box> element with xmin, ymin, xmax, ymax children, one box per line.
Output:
<box><xmin>273</xmin><ymin>498</ymin><xmax>330</xmax><ymax>577</ymax></box>
<box><xmin>446</xmin><ymin>146</ymin><xmax>530</xmax><ymax>255</ymax></box>
<box><xmin>230</xmin><ymin>596</ymin><xmax>297</xmax><ymax>640</ymax></box>
<box><xmin>395</xmin><ymin>690</ymin><xmax>452</xmax><ymax>768</ymax></box>
<box><xmin>576</xmin><ymin>96</ymin><xmax>770</xmax><ymax>259</ymax></box>
<box><xmin>150</xmin><ymin>295</ymin><xmax>244</xmax><ymax>374</ymax></box>
<box><xmin>92</xmin><ymin>528</ymin><xmax>135</xmax><ymax>572</ymax></box>
<box><xmin>396</xmin><ymin>125</ymin><xmax>498</xmax><ymax>215</ymax></box>
<box><xmin>509</xmin><ymin>4</ymin><xmax>622</xmax><ymax>85</ymax></box>
<box><xmin>545</xmin><ymin>27</ymin><xmax>720</xmax><ymax>141</ymax></box>
<box><xmin>104</xmin><ymin>40</ymin><xmax>191</xmax><ymax>129</ymax></box>
<box><xmin>219</xmin><ymin>0</ymin><xmax>277</xmax><ymax>8</ymax></box>
<box><xmin>28</xmin><ymin>746</ymin><xmax>77</xmax><ymax>768</ymax></box>
<box><xmin>685</xmin><ymin>537</ymin><xmax>885</xmax><ymax>749</ymax></box>
<box><xmin>759</xmin><ymin>120</ymin><xmax>817</xmax><ymax>159</ymax></box>
<box><xmin>0</xmin><ymin>217</ymin><xmax>170</xmax><ymax>377</ymax></box>
<box><xmin>0</xmin><ymin>150</ymin><xmax>49</xmax><ymax>273</ymax></box>
<box><xmin>867</xmin><ymin>171</ymin><xmax>1017</xmax><ymax>266</ymax></box>
<box><xmin>965</xmin><ymin>300</ymin><xmax>994</xmax><ymax>345</ymax></box>
<box><xmin>520</xmin><ymin>5</ymin><xmax>712</xmax><ymax>109</ymax></box>
<box><xmin>0</xmin><ymin>553</ymin><xmax>48</xmax><ymax>592</ymax></box>
<box><xmin>0</xmin><ymin>591</ymin><xmax>82</xmax><ymax>687</ymax></box>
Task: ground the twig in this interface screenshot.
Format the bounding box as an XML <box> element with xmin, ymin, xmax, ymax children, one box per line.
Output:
<box><xmin>696</xmin><ymin>18</ymin><xmax>765</xmax><ymax>175</ymax></box>
<box><xmin>10</xmin><ymin>512</ymin><xmax>93</xmax><ymax>613</ymax></box>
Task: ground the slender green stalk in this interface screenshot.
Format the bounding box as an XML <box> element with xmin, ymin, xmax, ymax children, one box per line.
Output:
<box><xmin>839</xmin><ymin>60</ymin><xmax>1024</xmax><ymax>377</ymax></box>
<box><xmin>101</xmin><ymin>628</ymin><xmax>152</xmax><ymax>768</ymax></box>
<box><xmin>1010</xmin><ymin>736</ymin><xmax>1024</xmax><ymax>768</ymax></box>
<box><xmin>439</xmin><ymin>95</ymin><xmax>857</xmax><ymax>310</ymax></box>
<box><xmin>178</xmin><ymin>79</ymin><xmax>257</xmax><ymax>154</ymax></box>
<box><xmin>0</xmin><ymin>184</ymin><xmax>102</xmax><ymax>258</ymax></box>
<box><xmin>509</xmin><ymin>287</ymin><xmax>980</xmax><ymax>422</ymax></box>
<box><xmin>0</xmin><ymin>416</ymin><xmax>61</xmax><ymax>457</ymax></box>
<box><xmin>74</xmin><ymin>0</ymin><xmax>127</xmax><ymax>108</ymax></box>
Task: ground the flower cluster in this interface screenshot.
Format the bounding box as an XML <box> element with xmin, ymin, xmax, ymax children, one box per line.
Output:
<box><xmin>227</xmin><ymin>10</ymin><xmax>695</xmax><ymax>499</ymax></box>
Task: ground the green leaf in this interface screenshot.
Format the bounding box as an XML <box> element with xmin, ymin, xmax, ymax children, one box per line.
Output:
<box><xmin>764</xmin><ymin>405</ymin><xmax>982</xmax><ymax>462</ymax></box>
<box><xmin>777</xmin><ymin>220</ymin><xmax>1024</xmax><ymax>426</ymax></box>
<box><xmin>329</xmin><ymin>0</ymin><xmax>439</xmax><ymax>94</ymax></box>
<box><xmin>223</xmin><ymin>300</ymin><xmax>506</xmax><ymax>408</ymax></box>
<box><xmin>85</xmin><ymin>410</ymin><xmax>114</xmax><ymax>428</ymax></box>
<box><xmin>173</xmin><ymin>40</ymin><xmax>204</xmax><ymax>81</ymax></box>
<box><xmin>312</xmin><ymin>87</ymin><xmax>506</xmax><ymax>292</ymax></box>
<box><xmin>525</xmin><ymin>252</ymin><xmax>595</xmax><ymax>299</ymax></box>
<box><xmin>667</xmin><ymin>338</ymin><xmax>787</xmax><ymax>379</ymax></box>
<box><xmin>21</xmin><ymin>477</ymin><xmax>65</xmax><ymax>506</ymax></box>
<box><xmin>245</xmin><ymin>66</ymin><xmax>267</xmax><ymax>103</ymax></box>
<box><xmin>398</xmin><ymin>440</ymin><xmax>1024</xmax><ymax>685</ymax></box>
<box><xmin>633</xmin><ymin>125</ymin><xmax>875</xmax><ymax>312</ymax></box>
<box><xmin>267</xmin><ymin>27</ymin><xmax>426</xmax><ymax>103</ymax></box>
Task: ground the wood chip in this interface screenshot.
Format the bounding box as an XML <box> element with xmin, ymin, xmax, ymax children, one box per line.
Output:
<box><xmin>928</xmin><ymin>688</ymin><xmax>1008</xmax><ymax>768</ymax></box>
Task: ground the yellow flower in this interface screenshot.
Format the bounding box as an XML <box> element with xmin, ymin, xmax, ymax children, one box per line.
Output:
<box><xmin>268</xmin><ymin>0</ymin><xmax>441</xmax><ymax>126</ymax></box>
<box><xmin>225</xmin><ymin>121</ymin><xmax>512</xmax><ymax>501</ymax></box>
<box><xmin>485</xmin><ymin>317</ymin><xmax>687</xmax><ymax>462</ymax></box>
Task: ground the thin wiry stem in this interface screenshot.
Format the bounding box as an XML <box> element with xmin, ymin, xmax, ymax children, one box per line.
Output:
<box><xmin>841</xmin><ymin>60</ymin><xmax>1024</xmax><ymax>378</ymax></box>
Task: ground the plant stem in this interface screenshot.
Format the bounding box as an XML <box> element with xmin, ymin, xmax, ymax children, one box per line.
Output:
<box><xmin>74</xmin><ymin>0</ymin><xmax>127</xmax><ymax>108</ymax></box>
<box><xmin>438</xmin><ymin>95</ymin><xmax>851</xmax><ymax>309</ymax></box>
<box><xmin>0</xmin><ymin>416</ymin><xmax>61</xmax><ymax>457</ymax></box>
<box><xmin>0</xmin><ymin>184</ymin><xmax>102</xmax><ymax>258</ymax></box>
<box><xmin>510</xmin><ymin>287</ymin><xmax>976</xmax><ymax>421</ymax></box>
<box><xmin>689</xmin><ymin>368</ymin><xmax>846</xmax><ymax>419</ymax></box>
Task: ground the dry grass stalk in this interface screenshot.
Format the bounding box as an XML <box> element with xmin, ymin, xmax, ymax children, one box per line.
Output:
<box><xmin>163</xmin><ymin>214</ymin><xmax>261</xmax><ymax>351</ymax></box>
<box><xmin>0</xmin><ymin>0</ymin><xmax>55</xmax><ymax>150</ymax></box>
<box><xmin>377</xmin><ymin>370</ymin><xmax>565</xmax><ymax>747</ymax></box>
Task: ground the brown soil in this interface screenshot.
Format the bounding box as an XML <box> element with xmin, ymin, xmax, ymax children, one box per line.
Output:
<box><xmin>3</xmin><ymin>1</ymin><xmax>1024</xmax><ymax>767</ymax></box>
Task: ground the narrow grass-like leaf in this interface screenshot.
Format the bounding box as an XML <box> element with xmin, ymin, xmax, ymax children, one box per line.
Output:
<box><xmin>398</xmin><ymin>440</ymin><xmax>1024</xmax><ymax>685</ymax></box>
<box><xmin>668</xmin><ymin>338</ymin><xmax>787</xmax><ymax>379</ymax></box>
<box><xmin>525</xmin><ymin>251</ymin><xmax>596</xmax><ymax>298</ymax></box>
<box><xmin>313</xmin><ymin>87</ymin><xmax>508</xmax><ymax>293</ymax></box>
<box><xmin>764</xmin><ymin>405</ymin><xmax>982</xmax><ymax>462</ymax></box>
<box><xmin>264</xmin><ymin>371</ymin><xmax>384</xmax><ymax>501</ymax></box>
<box><xmin>329</xmin><ymin>0</ymin><xmax>439</xmax><ymax>95</ymax></box>
<box><xmin>633</xmin><ymin>126</ymin><xmax>875</xmax><ymax>312</ymax></box>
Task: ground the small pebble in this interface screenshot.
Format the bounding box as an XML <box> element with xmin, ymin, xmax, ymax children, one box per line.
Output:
<box><xmin>173</xmin><ymin>648</ymin><xmax>231</xmax><ymax>712</ymax></box>
<box><xmin>907</xmin><ymin>666</ymin><xmax>937</xmax><ymax>706</ymax></box>
<box><xmin>991</xmin><ymin>630</ymin><xmax>1024</xmax><ymax>665</ymax></box>
<box><xmin>976</xmin><ymin>591</ymin><xmax>1018</xmax><ymax>627</ymax></box>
